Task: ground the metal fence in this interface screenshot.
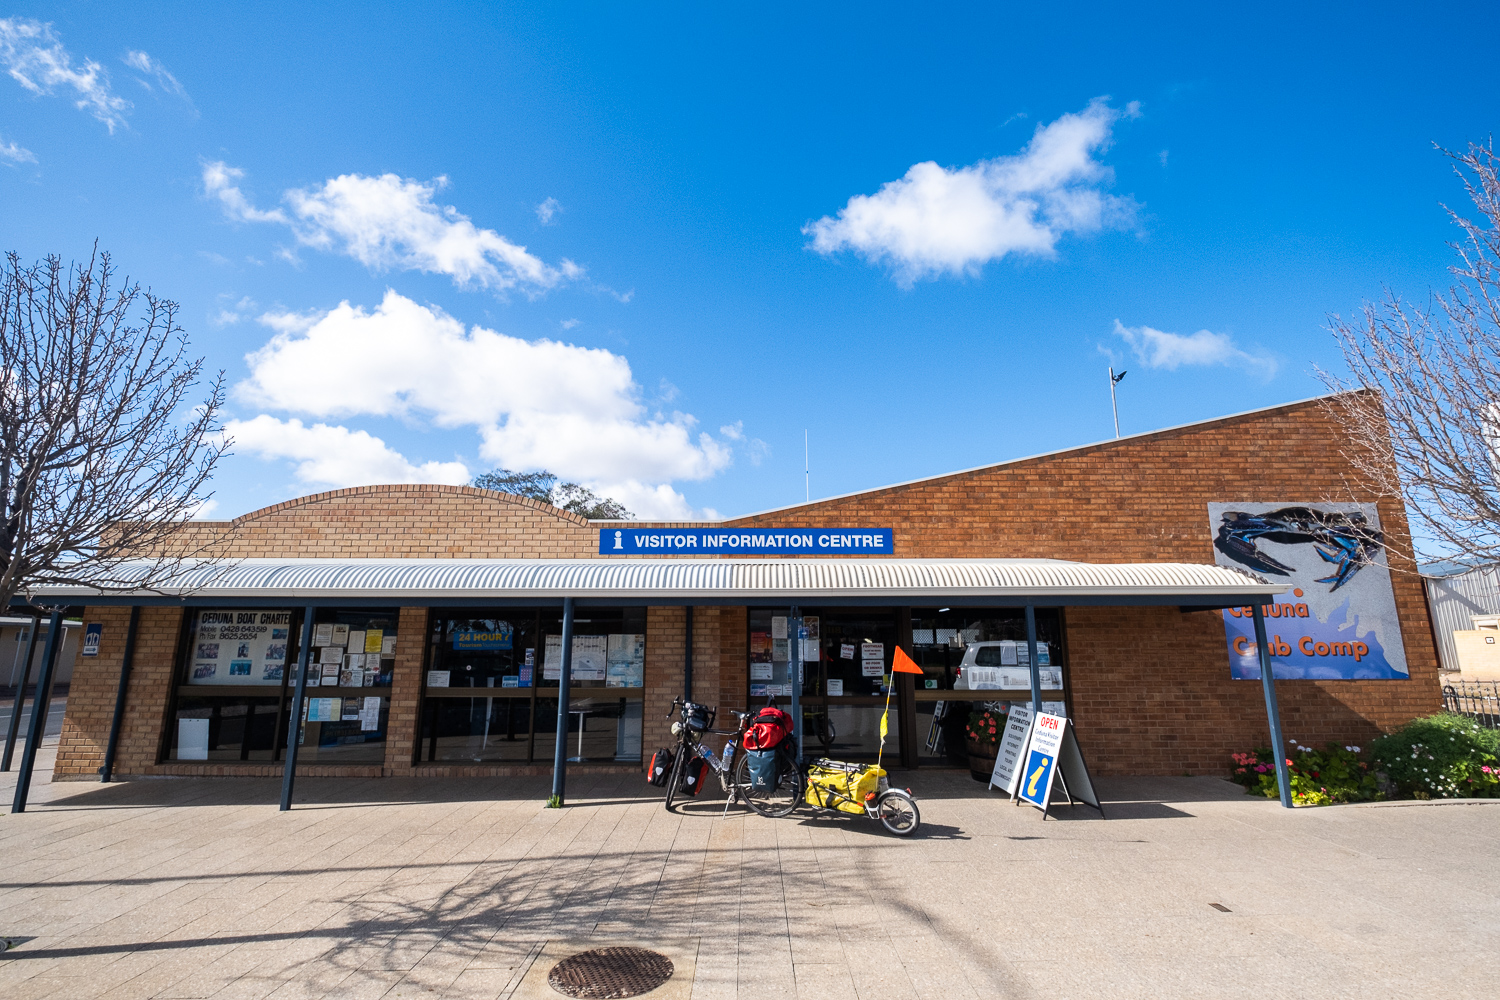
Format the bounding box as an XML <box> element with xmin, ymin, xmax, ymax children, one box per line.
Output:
<box><xmin>1442</xmin><ymin>680</ymin><xmax>1500</xmax><ymax>729</ymax></box>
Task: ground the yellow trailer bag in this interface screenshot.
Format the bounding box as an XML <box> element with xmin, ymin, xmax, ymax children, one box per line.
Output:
<box><xmin>805</xmin><ymin>758</ymin><xmax>884</xmax><ymax>814</ymax></box>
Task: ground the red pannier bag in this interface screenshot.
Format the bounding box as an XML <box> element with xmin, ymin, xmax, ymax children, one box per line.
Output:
<box><xmin>743</xmin><ymin>707</ymin><xmax>793</xmax><ymax>751</ymax></box>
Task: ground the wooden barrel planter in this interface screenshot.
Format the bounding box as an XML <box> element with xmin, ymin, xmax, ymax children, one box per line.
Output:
<box><xmin>966</xmin><ymin>738</ymin><xmax>998</xmax><ymax>782</ymax></box>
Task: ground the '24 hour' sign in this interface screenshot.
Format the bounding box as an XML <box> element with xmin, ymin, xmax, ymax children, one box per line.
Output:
<box><xmin>599</xmin><ymin>528</ymin><xmax>894</xmax><ymax>555</ymax></box>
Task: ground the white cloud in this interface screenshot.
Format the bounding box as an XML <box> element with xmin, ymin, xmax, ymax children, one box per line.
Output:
<box><xmin>0</xmin><ymin>132</ymin><xmax>35</xmax><ymax>164</ymax></box>
<box><xmin>233</xmin><ymin>291</ymin><xmax>737</xmax><ymax>518</ymax></box>
<box><xmin>560</xmin><ymin>318</ymin><xmax>580</xmax><ymax>330</ymax></box>
<box><xmin>202</xmin><ymin>161</ymin><xmax>288</xmax><ymax>223</ymax></box>
<box><xmin>536</xmin><ymin>197</ymin><xmax>561</xmax><ymax>224</ymax></box>
<box><xmin>0</xmin><ymin>18</ymin><xmax>131</xmax><ymax>132</ymax></box>
<box><xmin>211</xmin><ymin>294</ymin><xmax>256</xmax><ymax>326</ymax></box>
<box><xmin>805</xmin><ymin>98</ymin><xmax>1139</xmax><ymax>284</ymax></box>
<box><xmin>123</xmin><ymin>49</ymin><xmax>191</xmax><ymax>105</ymax></box>
<box><xmin>226</xmin><ymin>415</ymin><xmax>471</xmax><ymax>489</ymax></box>
<box><xmin>1112</xmin><ymin>320</ymin><xmax>1278</xmax><ymax>378</ymax></box>
<box><xmin>201</xmin><ymin>161</ymin><xmax>579</xmax><ymax>296</ymax></box>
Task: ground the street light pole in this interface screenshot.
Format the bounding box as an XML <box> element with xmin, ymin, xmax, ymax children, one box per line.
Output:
<box><xmin>1108</xmin><ymin>367</ymin><xmax>1127</xmax><ymax>438</ymax></box>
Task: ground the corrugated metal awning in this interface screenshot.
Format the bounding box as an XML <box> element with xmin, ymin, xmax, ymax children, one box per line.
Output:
<box><xmin>28</xmin><ymin>557</ymin><xmax>1284</xmax><ymax>607</ymax></box>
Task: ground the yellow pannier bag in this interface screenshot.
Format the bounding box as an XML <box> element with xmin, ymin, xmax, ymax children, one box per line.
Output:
<box><xmin>805</xmin><ymin>758</ymin><xmax>885</xmax><ymax>814</ymax></box>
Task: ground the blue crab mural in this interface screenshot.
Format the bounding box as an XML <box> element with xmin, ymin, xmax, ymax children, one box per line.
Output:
<box><xmin>1214</xmin><ymin>506</ymin><xmax>1384</xmax><ymax>592</ymax></box>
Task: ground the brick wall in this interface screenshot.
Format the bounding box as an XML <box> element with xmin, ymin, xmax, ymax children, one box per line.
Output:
<box><xmin>723</xmin><ymin>396</ymin><xmax>1443</xmax><ymax>774</ymax></box>
<box><xmin>163</xmin><ymin>485</ymin><xmax>604</xmax><ymax>559</ymax></box>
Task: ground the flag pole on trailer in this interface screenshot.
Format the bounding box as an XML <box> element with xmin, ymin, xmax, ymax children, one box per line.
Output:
<box><xmin>878</xmin><ymin>647</ymin><xmax>925</xmax><ymax>772</ymax></box>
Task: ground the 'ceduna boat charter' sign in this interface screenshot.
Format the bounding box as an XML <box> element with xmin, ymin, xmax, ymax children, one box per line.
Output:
<box><xmin>599</xmin><ymin>528</ymin><xmax>894</xmax><ymax>555</ymax></box>
<box><xmin>1208</xmin><ymin>502</ymin><xmax>1408</xmax><ymax>680</ymax></box>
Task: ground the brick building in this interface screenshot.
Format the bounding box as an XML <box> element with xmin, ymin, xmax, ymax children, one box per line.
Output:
<box><xmin>41</xmin><ymin>395</ymin><xmax>1441</xmax><ymax>785</ymax></box>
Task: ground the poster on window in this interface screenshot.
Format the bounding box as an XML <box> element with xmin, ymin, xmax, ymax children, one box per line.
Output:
<box><xmin>606</xmin><ymin>633</ymin><xmax>645</xmax><ymax>687</ymax></box>
<box><xmin>190</xmin><ymin>610</ymin><xmax>292</xmax><ymax>685</ymax></box>
<box><xmin>1208</xmin><ymin>502</ymin><xmax>1409</xmax><ymax>680</ymax></box>
<box><xmin>544</xmin><ymin>634</ymin><xmax>608</xmax><ymax>681</ymax></box>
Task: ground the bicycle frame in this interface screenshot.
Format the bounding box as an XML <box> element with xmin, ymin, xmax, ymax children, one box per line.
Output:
<box><xmin>663</xmin><ymin>696</ymin><xmax>753</xmax><ymax>805</ymax></box>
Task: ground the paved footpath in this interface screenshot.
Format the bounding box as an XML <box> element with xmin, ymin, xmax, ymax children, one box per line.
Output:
<box><xmin>1</xmin><ymin>741</ymin><xmax>1496</xmax><ymax>1000</ymax></box>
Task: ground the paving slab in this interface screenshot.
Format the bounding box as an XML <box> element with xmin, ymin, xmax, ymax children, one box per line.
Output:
<box><xmin>1</xmin><ymin>741</ymin><xmax>1497</xmax><ymax>999</ymax></box>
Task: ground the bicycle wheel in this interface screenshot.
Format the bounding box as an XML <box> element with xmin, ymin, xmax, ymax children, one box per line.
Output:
<box><xmin>875</xmin><ymin>789</ymin><xmax>920</xmax><ymax>836</ymax></box>
<box><xmin>664</xmin><ymin>746</ymin><xmax>686</xmax><ymax>812</ymax></box>
<box><xmin>817</xmin><ymin>714</ymin><xmax>836</xmax><ymax>748</ymax></box>
<box><xmin>735</xmin><ymin>746</ymin><xmax>803</xmax><ymax>818</ymax></box>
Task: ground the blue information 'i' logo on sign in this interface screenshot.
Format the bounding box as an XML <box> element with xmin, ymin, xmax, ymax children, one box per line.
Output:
<box><xmin>1019</xmin><ymin>748</ymin><xmax>1057</xmax><ymax>807</ymax></box>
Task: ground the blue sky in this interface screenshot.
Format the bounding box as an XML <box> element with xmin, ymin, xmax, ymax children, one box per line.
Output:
<box><xmin>3</xmin><ymin>3</ymin><xmax>1496</xmax><ymax>521</ymax></box>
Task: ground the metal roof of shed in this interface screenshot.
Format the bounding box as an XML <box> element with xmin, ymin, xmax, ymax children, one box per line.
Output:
<box><xmin>29</xmin><ymin>557</ymin><xmax>1284</xmax><ymax>608</ymax></box>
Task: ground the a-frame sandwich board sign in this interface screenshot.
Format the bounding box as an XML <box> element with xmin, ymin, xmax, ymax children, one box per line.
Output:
<box><xmin>1014</xmin><ymin>712</ymin><xmax>1105</xmax><ymax>820</ymax></box>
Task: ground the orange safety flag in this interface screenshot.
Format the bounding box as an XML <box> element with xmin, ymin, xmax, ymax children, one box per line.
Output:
<box><xmin>891</xmin><ymin>646</ymin><xmax>924</xmax><ymax>675</ymax></box>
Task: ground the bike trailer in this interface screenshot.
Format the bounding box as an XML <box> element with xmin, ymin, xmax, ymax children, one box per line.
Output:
<box><xmin>743</xmin><ymin>706</ymin><xmax>793</xmax><ymax>750</ymax></box>
<box><xmin>679</xmin><ymin>756</ymin><xmax>711</xmax><ymax>796</ymax></box>
<box><xmin>647</xmin><ymin>746</ymin><xmax>675</xmax><ymax>787</ymax></box>
<box><xmin>744</xmin><ymin>748</ymin><xmax>778</xmax><ymax>791</ymax></box>
<box><xmin>805</xmin><ymin>758</ymin><xmax>885</xmax><ymax>815</ymax></box>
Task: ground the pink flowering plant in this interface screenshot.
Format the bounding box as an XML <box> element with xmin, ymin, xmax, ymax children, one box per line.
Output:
<box><xmin>965</xmin><ymin>709</ymin><xmax>1004</xmax><ymax>746</ymax></box>
<box><xmin>1230</xmin><ymin>742</ymin><xmax>1380</xmax><ymax>806</ymax></box>
<box><xmin>1371</xmin><ymin>713</ymin><xmax>1500</xmax><ymax>800</ymax></box>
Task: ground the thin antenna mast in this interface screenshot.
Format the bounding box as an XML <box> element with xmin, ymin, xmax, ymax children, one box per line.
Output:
<box><xmin>804</xmin><ymin>430</ymin><xmax>809</xmax><ymax>503</ymax></box>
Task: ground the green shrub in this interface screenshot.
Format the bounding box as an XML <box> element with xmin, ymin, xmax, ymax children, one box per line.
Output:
<box><xmin>1230</xmin><ymin>743</ymin><xmax>1381</xmax><ymax>805</ymax></box>
<box><xmin>1371</xmin><ymin>714</ymin><xmax>1500</xmax><ymax>799</ymax></box>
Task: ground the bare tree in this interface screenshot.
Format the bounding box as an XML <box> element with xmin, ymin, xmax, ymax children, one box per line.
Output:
<box><xmin>1322</xmin><ymin>140</ymin><xmax>1500</xmax><ymax>566</ymax></box>
<box><xmin>0</xmin><ymin>248</ymin><xmax>227</xmax><ymax>611</ymax></box>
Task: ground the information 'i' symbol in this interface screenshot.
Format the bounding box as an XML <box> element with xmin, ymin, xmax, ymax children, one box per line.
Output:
<box><xmin>613</xmin><ymin>530</ymin><xmax>623</xmax><ymax>550</ymax></box>
<box><xmin>1027</xmin><ymin>757</ymin><xmax>1050</xmax><ymax>796</ymax></box>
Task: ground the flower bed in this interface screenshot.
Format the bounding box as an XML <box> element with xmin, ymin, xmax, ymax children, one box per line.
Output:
<box><xmin>1370</xmin><ymin>713</ymin><xmax>1500</xmax><ymax>799</ymax></box>
<box><xmin>1231</xmin><ymin>712</ymin><xmax>1500</xmax><ymax>805</ymax></box>
<box><xmin>1230</xmin><ymin>742</ymin><xmax>1380</xmax><ymax>805</ymax></box>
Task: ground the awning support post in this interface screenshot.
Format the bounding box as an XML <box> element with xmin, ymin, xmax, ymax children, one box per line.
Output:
<box><xmin>1251</xmin><ymin>603</ymin><xmax>1293</xmax><ymax>808</ymax></box>
<box><xmin>100</xmin><ymin>606</ymin><xmax>141</xmax><ymax>783</ymax></box>
<box><xmin>1025</xmin><ymin>603</ymin><xmax>1042</xmax><ymax>715</ymax></box>
<box><xmin>11</xmin><ymin>609</ymin><xmax>64</xmax><ymax>813</ymax></box>
<box><xmin>789</xmin><ymin>606</ymin><xmax>803</xmax><ymax>764</ymax></box>
<box><xmin>549</xmin><ymin>596</ymin><xmax>575</xmax><ymax>807</ymax></box>
<box><xmin>280</xmin><ymin>605</ymin><xmax>317</xmax><ymax>812</ymax></box>
<box><xmin>1</xmin><ymin>613</ymin><xmax>41</xmax><ymax>772</ymax></box>
<box><xmin>683</xmin><ymin>605</ymin><xmax>693</xmax><ymax>701</ymax></box>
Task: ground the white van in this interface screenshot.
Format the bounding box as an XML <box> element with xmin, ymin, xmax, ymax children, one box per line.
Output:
<box><xmin>952</xmin><ymin>640</ymin><xmax>1063</xmax><ymax>692</ymax></box>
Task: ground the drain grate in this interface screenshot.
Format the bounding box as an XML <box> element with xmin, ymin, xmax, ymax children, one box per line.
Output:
<box><xmin>548</xmin><ymin>946</ymin><xmax>675</xmax><ymax>999</ymax></box>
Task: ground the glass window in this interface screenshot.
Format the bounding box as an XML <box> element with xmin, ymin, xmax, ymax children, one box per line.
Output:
<box><xmin>748</xmin><ymin>608</ymin><xmax>900</xmax><ymax>760</ymax></box>
<box><xmin>419</xmin><ymin>607</ymin><xmax>646</xmax><ymax>764</ymax></box>
<box><xmin>169</xmin><ymin>608</ymin><xmax>299</xmax><ymax>762</ymax></box>
<box><xmin>909</xmin><ymin>608</ymin><xmax>1069</xmax><ymax>767</ymax></box>
<box><xmin>292</xmin><ymin>609</ymin><xmax>400</xmax><ymax>764</ymax></box>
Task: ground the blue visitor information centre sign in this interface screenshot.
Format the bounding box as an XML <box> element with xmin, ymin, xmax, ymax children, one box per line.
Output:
<box><xmin>599</xmin><ymin>528</ymin><xmax>894</xmax><ymax>555</ymax></box>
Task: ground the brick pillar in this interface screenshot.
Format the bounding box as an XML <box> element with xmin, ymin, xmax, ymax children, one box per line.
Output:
<box><xmin>54</xmin><ymin>606</ymin><xmax>183</xmax><ymax>779</ymax></box>
<box><xmin>383</xmin><ymin>606</ymin><xmax>428</xmax><ymax>776</ymax></box>
<box><xmin>642</xmin><ymin>606</ymin><xmax>685</xmax><ymax>762</ymax></box>
<box><xmin>690</xmin><ymin>606</ymin><xmax>721</xmax><ymax>710</ymax></box>
<box><xmin>719</xmin><ymin>606</ymin><xmax>747</xmax><ymax>714</ymax></box>
<box><xmin>54</xmin><ymin>606</ymin><xmax>135</xmax><ymax>779</ymax></box>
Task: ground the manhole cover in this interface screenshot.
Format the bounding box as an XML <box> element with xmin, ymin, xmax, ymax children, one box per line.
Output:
<box><xmin>548</xmin><ymin>946</ymin><xmax>675</xmax><ymax>999</ymax></box>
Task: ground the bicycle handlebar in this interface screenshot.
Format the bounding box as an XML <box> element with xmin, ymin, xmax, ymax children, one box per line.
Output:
<box><xmin>665</xmin><ymin>695</ymin><xmax>683</xmax><ymax>720</ymax></box>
